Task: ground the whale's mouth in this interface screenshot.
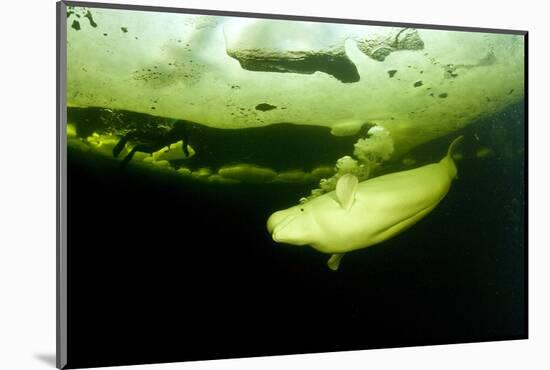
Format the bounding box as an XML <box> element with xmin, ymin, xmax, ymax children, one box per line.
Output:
<box><xmin>271</xmin><ymin>215</ymin><xmax>298</xmax><ymax>241</ymax></box>
<box><xmin>267</xmin><ymin>209</ymin><xmax>294</xmax><ymax>233</ymax></box>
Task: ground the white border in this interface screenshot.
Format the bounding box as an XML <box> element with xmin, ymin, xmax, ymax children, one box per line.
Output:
<box><xmin>1</xmin><ymin>1</ymin><xmax>548</xmax><ymax>370</ymax></box>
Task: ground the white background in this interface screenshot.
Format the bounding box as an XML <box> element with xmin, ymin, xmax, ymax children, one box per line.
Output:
<box><xmin>0</xmin><ymin>0</ymin><xmax>547</xmax><ymax>369</ymax></box>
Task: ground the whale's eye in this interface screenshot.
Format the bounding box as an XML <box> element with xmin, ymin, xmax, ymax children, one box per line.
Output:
<box><xmin>300</xmin><ymin>208</ymin><xmax>304</xmax><ymax>212</ymax></box>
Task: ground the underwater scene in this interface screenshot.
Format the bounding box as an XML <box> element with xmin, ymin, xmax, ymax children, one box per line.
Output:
<box><xmin>65</xmin><ymin>5</ymin><xmax>526</xmax><ymax>368</ymax></box>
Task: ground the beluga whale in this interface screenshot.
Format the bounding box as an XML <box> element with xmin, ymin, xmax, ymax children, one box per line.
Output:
<box><xmin>267</xmin><ymin>136</ymin><xmax>464</xmax><ymax>271</ymax></box>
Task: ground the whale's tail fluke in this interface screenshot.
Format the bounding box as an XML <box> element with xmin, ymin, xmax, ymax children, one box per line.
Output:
<box><xmin>447</xmin><ymin>135</ymin><xmax>464</xmax><ymax>158</ymax></box>
<box><xmin>441</xmin><ymin>135</ymin><xmax>464</xmax><ymax>180</ymax></box>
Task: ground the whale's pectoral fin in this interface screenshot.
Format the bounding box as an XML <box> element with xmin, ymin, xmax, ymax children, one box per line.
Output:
<box><xmin>336</xmin><ymin>174</ymin><xmax>359</xmax><ymax>210</ymax></box>
<box><xmin>327</xmin><ymin>253</ymin><xmax>345</xmax><ymax>271</ymax></box>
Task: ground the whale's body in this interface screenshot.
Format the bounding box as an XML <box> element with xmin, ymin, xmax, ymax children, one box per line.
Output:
<box><xmin>267</xmin><ymin>136</ymin><xmax>463</xmax><ymax>270</ymax></box>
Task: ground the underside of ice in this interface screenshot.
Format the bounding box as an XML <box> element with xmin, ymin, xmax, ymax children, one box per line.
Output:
<box><xmin>66</xmin><ymin>7</ymin><xmax>524</xmax><ymax>158</ymax></box>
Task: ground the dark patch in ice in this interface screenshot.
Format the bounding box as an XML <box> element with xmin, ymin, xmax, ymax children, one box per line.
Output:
<box><xmin>71</xmin><ymin>20</ymin><xmax>80</xmax><ymax>31</ymax></box>
<box><xmin>255</xmin><ymin>103</ymin><xmax>277</xmax><ymax>112</ymax></box>
<box><xmin>438</xmin><ymin>93</ymin><xmax>448</xmax><ymax>98</ymax></box>
<box><xmin>84</xmin><ymin>10</ymin><xmax>97</xmax><ymax>28</ymax></box>
<box><xmin>121</xmin><ymin>27</ymin><xmax>128</xmax><ymax>33</ymax></box>
<box><xmin>388</xmin><ymin>69</ymin><xmax>397</xmax><ymax>78</ymax></box>
<box><xmin>227</xmin><ymin>49</ymin><xmax>360</xmax><ymax>83</ymax></box>
<box><xmin>414</xmin><ymin>80</ymin><xmax>423</xmax><ymax>87</ymax></box>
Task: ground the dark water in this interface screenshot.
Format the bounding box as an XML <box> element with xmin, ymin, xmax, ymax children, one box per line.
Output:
<box><xmin>66</xmin><ymin>102</ymin><xmax>525</xmax><ymax>368</ymax></box>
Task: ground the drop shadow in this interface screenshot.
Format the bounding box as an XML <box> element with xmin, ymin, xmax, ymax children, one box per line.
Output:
<box><xmin>34</xmin><ymin>353</ymin><xmax>56</xmax><ymax>367</ymax></box>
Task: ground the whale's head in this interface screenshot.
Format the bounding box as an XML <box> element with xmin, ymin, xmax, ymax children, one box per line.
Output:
<box><xmin>267</xmin><ymin>203</ymin><xmax>318</xmax><ymax>246</ymax></box>
<box><xmin>267</xmin><ymin>174</ymin><xmax>359</xmax><ymax>250</ymax></box>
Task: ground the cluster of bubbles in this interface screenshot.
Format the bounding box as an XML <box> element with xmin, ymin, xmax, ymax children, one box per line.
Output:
<box><xmin>301</xmin><ymin>125</ymin><xmax>394</xmax><ymax>203</ymax></box>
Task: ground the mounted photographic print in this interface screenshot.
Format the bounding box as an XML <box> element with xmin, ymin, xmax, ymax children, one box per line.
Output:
<box><xmin>57</xmin><ymin>1</ymin><xmax>527</xmax><ymax>368</ymax></box>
